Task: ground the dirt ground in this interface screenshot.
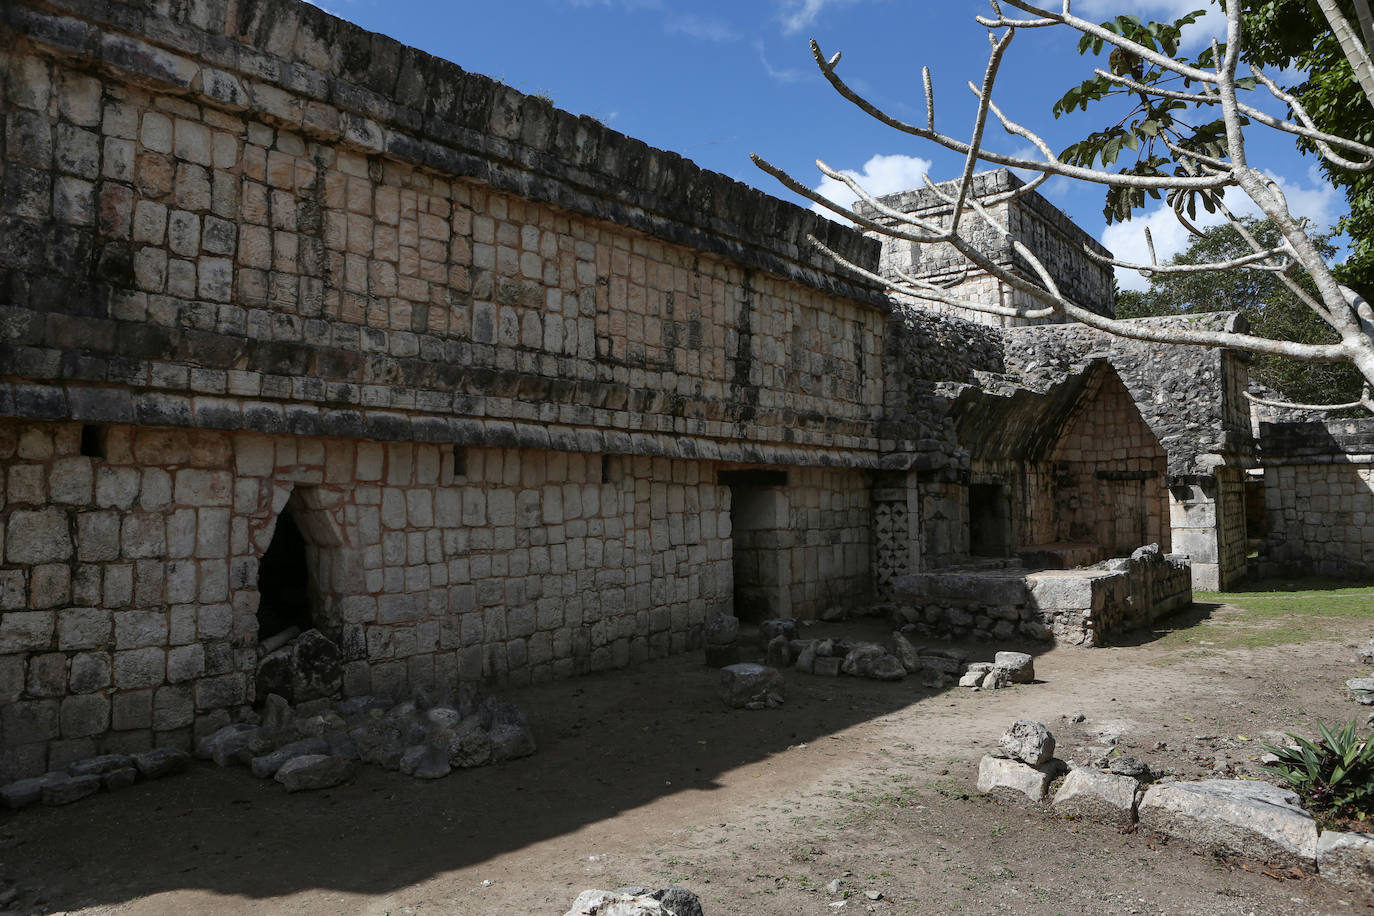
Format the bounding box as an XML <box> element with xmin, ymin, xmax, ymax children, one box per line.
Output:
<box><xmin>6</xmin><ymin>598</ymin><xmax>1374</xmax><ymax>916</ymax></box>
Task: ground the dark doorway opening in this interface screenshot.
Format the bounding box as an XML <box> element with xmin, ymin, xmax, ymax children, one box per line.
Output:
<box><xmin>257</xmin><ymin>506</ymin><xmax>313</xmax><ymax>640</ymax></box>
<box><xmin>728</xmin><ymin>480</ymin><xmax>790</xmax><ymax>623</ymax></box>
<box><xmin>969</xmin><ymin>483</ymin><xmax>1010</xmax><ymax>558</ymax></box>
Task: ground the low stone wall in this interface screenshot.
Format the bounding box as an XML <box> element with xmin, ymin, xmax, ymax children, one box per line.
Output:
<box><xmin>892</xmin><ymin>547</ymin><xmax>1192</xmax><ymax>647</ymax></box>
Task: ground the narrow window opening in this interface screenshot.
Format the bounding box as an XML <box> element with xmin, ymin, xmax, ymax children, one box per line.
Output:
<box><xmin>453</xmin><ymin>446</ymin><xmax>468</xmax><ymax>478</ymax></box>
<box><xmin>256</xmin><ymin>507</ymin><xmax>313</xmax><ymax>641</ymax></box>
<box><xmin>80</xmin><ymin>424</ymin><xmax>106</xmax><ymax>459</ymax></box>
<box><xmin>601</xmin><ymin>454</ymin><xmax>612</xmax><ymax>484</ymax></box>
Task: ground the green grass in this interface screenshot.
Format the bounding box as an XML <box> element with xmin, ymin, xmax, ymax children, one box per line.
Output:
<box><xmin>1146</xmin><ymin>579</ymin><xmax>1374</xmax><ymax>654</ymax></box>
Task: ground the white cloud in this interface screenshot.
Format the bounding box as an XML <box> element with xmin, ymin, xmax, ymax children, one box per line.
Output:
<box><xmin>777</xmin><ymin>0</ymin><xmax>858</xmax><ymax>36</ymax></box>
<box><xmin>1071</xmin><ymin>0</ymin><xmax>1223</xmax><ymax>50</ymax></box>
<box><xmin>1103</xmin><ymin>169</ymin><xmax>1341</xmax><ymax>290</ymax></box>
<box><xmin>666</xmin><ymin>13</ymin><xmax>738</xmax><ymax>42</ymax></box>
<box><xmin>809</xmin><ymin>153</ymin><xmax>933</xmax><ymax>220</ymax></box>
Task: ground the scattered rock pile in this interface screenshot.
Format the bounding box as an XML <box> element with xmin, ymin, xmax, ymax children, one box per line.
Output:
<box><xmin>1</xmin><ymin>747</ymin><xmax>190</xmax><ymax>810</ymax></box>
<box><xmin>745</xmin><ymin>618</ymin><xmax>1038</xmax><ymax>692</ymax></box>
<box><xmin>197</xmin><ymin>683</ymin><xmax>536</xmax><ymax>791</ymax></box>
<box><xmin>975</xmin><ymin>718</ymin><xmax>1374</xmax><ymax>893</ymax></box>
<box><xmin>564</xmin><ymin>886</ymin><xmax>704</xmax><ymax>916</ymax></box>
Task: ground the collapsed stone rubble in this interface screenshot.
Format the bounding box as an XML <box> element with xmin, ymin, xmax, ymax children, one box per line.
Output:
<box><xmin>976</xmin><ymin>718</ymin><xmax>1374</xmax><ymax>895</ymax></box>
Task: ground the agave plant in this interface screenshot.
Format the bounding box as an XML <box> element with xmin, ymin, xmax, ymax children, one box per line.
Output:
<box><xmin>1260</xmin><ymin>721</ymin><xmax>1374</xmax><ymax>820</ymax></box>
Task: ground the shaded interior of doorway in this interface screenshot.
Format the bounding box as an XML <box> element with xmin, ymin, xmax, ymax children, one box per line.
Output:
<box><xmin>257</xmin><ymin>506</ymin><xmax>313</xmax><ymax>640</ymax></box>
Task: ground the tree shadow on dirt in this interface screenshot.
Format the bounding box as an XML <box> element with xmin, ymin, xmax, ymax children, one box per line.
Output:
<box><xmin>1104</xmin><ymin>601</ymin><xmax>1223</xmax><ymax>648</ymax></box>
<box><xmin>3</xmin><ymin>620</ymin><xmax>1058</xmax><ymax>912</ymax></box>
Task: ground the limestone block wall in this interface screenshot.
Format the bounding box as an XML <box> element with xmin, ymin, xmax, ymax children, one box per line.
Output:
<box><xmin>1045</xmin><ymin>372</ymin><xmax>1169</xmax><ymax>558</ymax></box>
<box><xmin>890</xmin><ymin>548</ymin><xmax>1191</xmax><ymax>646</ymax></box>
<box><xmin>727</xmin><ymin>467</ymin><xmax>872</xmax><ymax>620</ymax></box>
<box><xmin>1259</xmin><ymin>419</ymin><xmax>1374</xmax><ymax>577</ymax></box>
<box><xmin>0</xmin><ymin>0</ymin><xmax>899</xmax><ymax>467</ymax></box>
<box><xmin>1171</xmin><ymin>467</ymin><xmax>1248</xmax><ymax>590</ymax></box>
<box><xmin>859</xmin><ymin>170</ymin><xmax>1115</xmax><ymax>324</ymax></box>
<box><xmin>0</xmin><ymin>418</ymin><xmax>750</xmax><ymax>780</ymax></box>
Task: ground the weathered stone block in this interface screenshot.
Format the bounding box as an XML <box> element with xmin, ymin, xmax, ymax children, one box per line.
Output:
<box><xmin>977</xmin><ymin>754</ymin><xmax>1053</xmax><ymax>802</ymax></box>
<box><xmin>60</xmin><ymin>693</ymin><xmax>109</xmax><ymax>738</ymax></box>
<box><xmin>153</xmin><ymin>685</ymin><xmax>194</xmax><ymax>729</ymax></box>
<box><xmin>1052</xmin><ymin>768</ymin><xmax>1140</xmax><ymax>825</ymax></box>
<box><xmin>5</xmin><ymin>508</ymin><xmax>70</xmax><ymax>564</ymax></box>
<box><xmin>112</xmin><ymin>689</ymin><xmax>153</xmax><ymax>730</ymax></box>
<box><xmin>114</xmin><ymin>648</ymin><xmax>165</xmax><ymax>688</ymax></box>
<box><xmin>69</xmin><ymin>652</ymin><xmax>111</xmax><ymax>693</ymax></box>
<box><xmin>58</xmin><ymin>607</ymin><xmax>110</xmax><ymax>649</ymax></box>
<box><xmin>275</xmin><ymin>754</ymin><xmax>353</xmax><ymax>791</ymax></box>
<box><xmin>114</xmin><ymin>610</ymin><xmax>168</xmax><ymax>649</ymax></box>
<box><xmin>1138</xmin><ymin>779</ymin><xmax>1318</xmax><ymax>869</ymax></box>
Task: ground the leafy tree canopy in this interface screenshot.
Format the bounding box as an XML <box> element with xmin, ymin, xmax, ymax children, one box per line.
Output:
<box><xmin>1117</xmin><ymin>217</ymin><xmax>1364</xmax><ymax>404</ymax></box>
<box><xmin>1052</xmin><ymin>1</ymin><xmax>1373</xmax><ymax>293</ymax></box>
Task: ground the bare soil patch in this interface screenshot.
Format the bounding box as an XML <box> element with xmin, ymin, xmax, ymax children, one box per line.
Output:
<box><xmin>5</xmin><ymin>599</ymin><xmax>1374</xmax><ymax>915</ymax></box>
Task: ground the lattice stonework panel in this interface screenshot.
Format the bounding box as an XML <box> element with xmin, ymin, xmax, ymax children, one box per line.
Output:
<box><xmin>873</xmin><ymin>499</ymin><xmax>909</xmax><ymax>600</ymax></box>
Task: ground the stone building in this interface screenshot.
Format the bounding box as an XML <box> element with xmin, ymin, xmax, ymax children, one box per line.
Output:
<box><xmin>861</xmin><ymin>177</ymin><xmax>1255</xmax><ymax>590</ymax></box>
<box><xmin>0</xmin><ymin>0</ymin><xmax>1200</xmax><ymax>780</ymax></box>
<box><xmin>1252</xmin><ymin>415</ymin><xmax>1374</xmax><ymax>578</ymax></box>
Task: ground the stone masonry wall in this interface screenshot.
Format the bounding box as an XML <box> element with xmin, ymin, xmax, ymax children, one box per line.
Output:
<box><xmin>0</xmin><ymin>0</ymin><xmax>899</xmax><ymax>466</ymax></box>
<box><xmin>0</xmin><ymin>418</ymin><xmax>749</xmax><ymax>780</ymax></box>
<box><xmin>1258</xmin><ymin>418</ymin><xmax>1374</xmax><ymax>577</ymax></box>
<box><xmin>858</xmin><ymin>170</ymin><xmax>1115</xmax><ymax>324</ymax></box>
<box><xmin>1046</xmin><ymin>369</ymin><xmax>1169</xmax><ymax>558</ymax></box>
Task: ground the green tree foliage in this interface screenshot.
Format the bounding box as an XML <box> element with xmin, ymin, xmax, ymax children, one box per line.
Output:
<box><xmin>1119</xmin><ymin>217</ymin><xmax>1364</xmax><ymax>404</ymax></box>
<box><xmin>1052</xmin><ymin>2</ymin><xmax>1372</xmax><ymax>292</ymax></box>
<box><xmin>1240</xmin><ymin>0</ymin><xmax>1374</xmax><ymax>295</ymax></box>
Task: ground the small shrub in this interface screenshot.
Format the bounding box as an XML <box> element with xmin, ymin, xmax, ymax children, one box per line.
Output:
<box><xmin>1260</xmin><ymin>720</ymin><xmax>1374</xmax><ymax>821</ymax></box>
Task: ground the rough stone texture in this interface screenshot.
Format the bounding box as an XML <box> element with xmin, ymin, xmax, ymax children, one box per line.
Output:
<box><xmin>131</xmin><ymin>746</ymin><xmax>190</xmax><ymax>778</ymax></box>
<box><xmin>999</xmin><ymin>720</ymin><xmax>1055</xmax><ymax>766</ymax></box>
<box><xmin>254</xmin><ymin>629</ymin><xmax>342</xmax><ymax>705</ymax></box>
<box><xmin>977</xmin><ymin>754</ymin><xmax>1053</xmax><ymax>802</ymax></box>
<box><xmin>1051</xmin><ymin>768</ymin><xmax>1140</xmax><ymax>825</ymax></box>
<box><xmin>1137</xmin><ymin>779</ymin><xmax>1319</xmax><ymax>869</ymax></box>
<box><xmin>250</xmin><ymin>738</ymin><xmax>329</xmax><ymax>778</ymax></box>
<box><xmin>718</xmin><ymin>664</ymin><xmax>785</xmax><ymax>709</ymax></box>
<box><xmin>1258</xmin><ymin>417</ymin><xmax>1374</xmax><ymax>579</ymax></box>
<box><xmin>1316</xmin><ymin>830</ymin><xmax>1374</xmax><ymax>894</ymax></box>
<box><xmin>564</xmin><ymin>887</ymin><xmax>704</xmax><ymax>916</ymax></box>
<box><xmin>703</xmin><ymin>615</ymin><xmax>739</xmax><ymax>647</ymax></box>
<box><xmin>993</xmin><ymin>651</ymin><xmax>1034</xmax><ymax>683</ymax></box>
<box><xmin>42</xmin><ymin>772</ymin><xmax>101</xmax><ymax>805</ymax></box>
<box><xmin>858</xmin><ymin>171</ymin><xmax>1114</xmax><ymax>325</ymax></box>
<box><xmin>0</xmin><ymin>0</ymin><xmax>1235</xmax><ymax>780</ymax></box>
<box><xmin>1</xmin><ymin>772</ymin><xmax>69</xmax><ymax>809</ymax></box>
<box><xmin>274</xmin><ymin>754</ymin><xmax>353</xmax><ymax>792</ymax></box>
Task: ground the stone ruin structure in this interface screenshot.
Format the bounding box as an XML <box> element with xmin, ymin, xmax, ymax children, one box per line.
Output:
<box><xmin>0</xmin><ymin>0</ymin><xmax>1284</xmax><ymax>782</ymax></box>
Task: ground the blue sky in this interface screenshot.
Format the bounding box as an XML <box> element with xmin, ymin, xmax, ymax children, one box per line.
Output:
<box><xmin>314</xmin><ymin>0</ymin><xmax>1343</xmax><ymax>290</ymax></box>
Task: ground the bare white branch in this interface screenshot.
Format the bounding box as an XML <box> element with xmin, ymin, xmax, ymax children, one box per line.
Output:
<box><xmin>754</xmin><ymin>0</ymin><xmax>1374</xmax><ymax>411</ymax></box>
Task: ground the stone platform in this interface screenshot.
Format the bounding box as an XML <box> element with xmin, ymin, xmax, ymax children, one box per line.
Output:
<box><xmin>893</xmin><ymin>546</ymin><xmax>1192</xmax><ymax>647</ymax></box>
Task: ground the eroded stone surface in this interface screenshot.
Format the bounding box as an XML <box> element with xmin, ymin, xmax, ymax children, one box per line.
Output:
<box><xmin>977</xmin><ymin>754</ymin><xmax>1053</xmax><ymax>802</ymax></box>
<box><xmin>999</xmin><ymin>720</ymin><xmax>1055</xmax><ymax>766</ymax></box>
<box><xmin>1137</xmin><ymin>779</ymin><xmax>1318</xmax><ymax>868</ymax></box>
<box><xmin>274</xmin><ymin>754</ymin><xmax>353</xmax><ymax>792</ymax></box>
<box><xmin>719</xmin><ymin>664</ymin><xmax>785</xmax><ymax>709</ymax></box>
<box><xmin>1051</xmin><ymin>768</ymin><xmax>1139</xmax><ymax>825</ymax></box>
<box><xmin>1317</xmin><ymin>830</ymin><xmax>1374</xmax><ymax>894</ymax></box>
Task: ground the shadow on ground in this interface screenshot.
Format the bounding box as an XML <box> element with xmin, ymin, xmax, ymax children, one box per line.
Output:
<box><xmin>1106</xmin><ymin>601</ymin><xmax>1224</xmax><ymax>648</ymax></box>
<box><xmin>2</xmin><ymin>619</ymin><xmax>1055</xmax><ymax>912</ymax></box>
